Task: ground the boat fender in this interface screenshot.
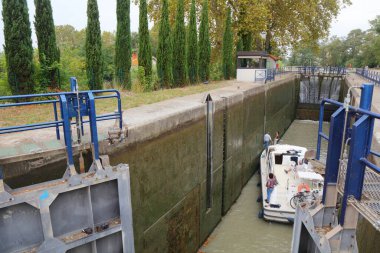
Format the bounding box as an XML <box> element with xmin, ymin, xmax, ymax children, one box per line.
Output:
<box><xmin>297</xmin><ymin>183</ymin><xmax>311</xmax><ymax>193</ymax></box>
<box><xmin>257</xmin><ymin>195</ymin><xmax>263</xmax><ymax>203</ymax></box>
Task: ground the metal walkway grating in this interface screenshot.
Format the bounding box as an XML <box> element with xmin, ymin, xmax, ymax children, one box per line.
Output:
<box><xmin>355</xmin><ymin>167</ymin><xmax>380</xmax><ymax>230</ymax></box>
<box><xmin>337</xmin><ymin>161</ymin><xmax>380</xmax><ymax>231</ymax></box>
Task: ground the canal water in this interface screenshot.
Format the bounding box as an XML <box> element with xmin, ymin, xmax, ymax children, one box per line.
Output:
<box><xmin>198</xmin><ymin>120</ymin><xmax>329</xmax><ymax>253</ymax></box>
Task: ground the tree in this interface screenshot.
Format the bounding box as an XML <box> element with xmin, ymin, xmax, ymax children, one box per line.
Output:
<box><xmin>157</xmin><ymin>0</ymin><xmax>172</xmax><ymax>88</ymax></box>
<box><xmin>260</xmin><ymin>0</ymin><xmax>351</xmax><ymax>53</ymax></box>
<box><xmin>172</xmin><ymin>0</ymin><xmax>186</xmax><ymax>86</ymax></box>
<box><xmin>369</xmin><ymin>15</ymin><xmax>380</xmax><ymax>35</ymax></box>
<box><xmin>103</xmin><ymin>31</ymin><xmax>116</xmax><ymax>82</ymax></box>
<box><xmin>222</xmin><ymin>8</ymin><xmax>233</xmax><ymax>80</ymax></box>
<box><xmin>138</xmin><ymin>0</ymin><xmax>152</xmax><ymax>78</ymax></box>
<box><xmin>34</xmin><ymin>0</ymin><xmax>60</xmax><ymax>88</ymax></box>
<box><xmin>145</xmin><ymin>0</ymin><xmax>349</xmax><ymax>60</ymax></box>
<box><xmin>86</xmin><ymin>0</ymin><xmax>103</xmax><ymax>90</ymax></box>
<box><xmin>2</xmin><ymin>0</ymin><xmax>34</xmax><ymax>95</ymax></box>
<box><xmin>115</xmin><ymin>0</ymin><xmax>132</xmax><ymax>89</ymax></box>
<box><xmin>198</xmin><ymin>0</ymin><xmax>211</xmax><ymax>82</ymax></box>
<box><xmin>187</xmin><ymin>0</ymin><xmax>198</xmax><ymax>84</ymax></box>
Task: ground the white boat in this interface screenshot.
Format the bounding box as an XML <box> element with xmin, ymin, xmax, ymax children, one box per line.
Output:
<box><xmin>260</xmin><ymin>144</ymin><xmax>324</xmax><ymax>223</ymax></box>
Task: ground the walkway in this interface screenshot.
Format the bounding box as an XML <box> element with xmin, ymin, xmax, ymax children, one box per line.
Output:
<box><xmin>0</xmin><ymin>74</ymin><xmax>294</xmax><ymax>163</ymax></box>
<box><xmin>198</xmin><ymin>173</ymin><xmax>292</xmax><ymax>253</ymax></box>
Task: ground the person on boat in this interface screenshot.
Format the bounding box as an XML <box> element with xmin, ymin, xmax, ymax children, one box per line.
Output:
<box><xmin>265</xmin><ymin>173</ymin><xmax>278</xmax><ymax>203</ymax></box>
<box><xmin>263</xmin><ymin>133</ymin><xmax>272</xmax><ymax>153</ymax></box>
<box><xmin>274</xmin><ymin>131</ymin><xmax>280</xmax><ymax>145</ymax></box>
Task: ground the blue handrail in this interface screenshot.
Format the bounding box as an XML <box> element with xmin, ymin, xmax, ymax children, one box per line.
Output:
<box><xmin>0</xmin><ymin>79</ymin><xmax>124</xmax><ymax>169</ymax></box>
<box><xmin>0</xmin><ymin>89</ymin><xmax>123</xmax><ymax>138</ymax></box>
<box><xmin>356</xmin><ymin>68</ymin><xmax>380</xmax><ymax>85</ymax></box>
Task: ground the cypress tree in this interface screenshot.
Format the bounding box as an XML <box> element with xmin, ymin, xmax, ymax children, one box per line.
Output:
<box><xmin>172</xmin><ymin>0</ymin><xmax>186</xmax><ymax>86</ymax></box>
<box><xmin>34</xmin><ymin>0</ymin><xmax>60</xmax><ymax>88</ymax></box>
<box><xmin>2</xmin><ymin>0</ymin><xmax>34</xmax><ymax>95</ymax></box>
<box><xmin>242</xmin><ymin>33</ymin><xmax>253</xmax><ymax>51</ymax></box>
<box><xmin>198</xmin><ymin>0</ymin><xmax>211</xmax><ymax>82</ymax></box>
<box><xmin>138</xmin><ymin>0</ymin><xmax>152</xmax><ymax>78</ymax></box>
<box><xmin>115</xmin><ymin>0</ymin><xmax>132</xmax><ymax>89</ymax></box>
<box><xmin>187</xmin><ymin>0</ymin><xmax>198</xmax><ymax>84</ymax></box>
<box><xmin>157</xmin><ymin>0</ymin><xmax>172</xmax><ymax>88</ymax></box>
<box><xmin>222</xmin><ymin>8</ymin><xmax>233</xmax><ymax>80</ymax></box>
<box><xmin>86</xmin><ymin>0</ymin><xmax>103</xmax><ymax>90</ymax></box>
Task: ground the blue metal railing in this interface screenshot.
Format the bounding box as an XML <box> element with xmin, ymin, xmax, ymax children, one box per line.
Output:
<box><xmin>356</xmin><ymin>68</ymin><xmax>380</xmax><ymax>85</ymax></box>
<box><xmin>316</xmin><ymin>83</ymin><xmax>380</xmax><ymax>226</ymax></box>
<box><xmin>298</xmin><ymin>66</ymin><xmax>346</xmax><ymax>75</ymax></box>
<box><xmin>0</xmin><ymin>78</ymin><xmax>123</xmax><ymax>168</ymax></box>
<box><xmin>0</xmin><ymin>90</ymin><xmax>122</xmax><ymax>136</ymax></box>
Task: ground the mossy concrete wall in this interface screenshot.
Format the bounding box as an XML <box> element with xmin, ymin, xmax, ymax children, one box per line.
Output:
<box><xmin>1</xmin><ymin>76</ymin><xmax>298</xmax><ymax>253</ymax></box>
<box><xmin>108</xmin><ymin>76</ymin><xmax>297</xmax><ymax>252</ymax></box>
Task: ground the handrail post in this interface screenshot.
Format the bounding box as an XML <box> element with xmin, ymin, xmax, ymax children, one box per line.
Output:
<box><xmin>359</xmin><ymin>83</ymin><xmax>374</xmax><ymax>111</ymax></box>
<box><xmin>88</xmin><ymin>92</ymin><xmax>100</xmax><ymax>162</ymax></box>
<box><xmin>316</xmin><ymin>101</ymin><xmax>325</xmax><ymax>160</ymax></box>
<box><xmin>53</xmin><ymin>102</ymin><xmax>60</xmax><ymax>140</ymax></box>
<box><xmin>59</xmin><ymin>95</ymin><xmax>75</xmax><ymax>172</ymax></box>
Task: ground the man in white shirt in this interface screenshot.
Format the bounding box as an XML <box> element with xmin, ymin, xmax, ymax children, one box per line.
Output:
<box><xmin>263</xmin><ymin>133</ymin><xmax>272</xmax><ymax>154</ymax></box>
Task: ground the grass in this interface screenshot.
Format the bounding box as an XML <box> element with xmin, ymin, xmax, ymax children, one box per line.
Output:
<box><xmin>0</xmin><ymin>81</ymin><xmax>232</xmax><ymax>127</ymax></box>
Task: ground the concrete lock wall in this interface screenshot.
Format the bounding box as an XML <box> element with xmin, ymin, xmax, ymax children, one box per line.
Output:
<box><xmin>1</xmin><ymin>75</ymin><xmax>298</xmax><ymax>253</ymax></box>
<box><xmin>108</xmin><ymin>77</ymin><xmax>297</xmax><ymax>252</ymax></box>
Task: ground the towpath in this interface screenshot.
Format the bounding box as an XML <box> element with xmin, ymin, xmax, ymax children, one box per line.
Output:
<box><xmin>0</xmin><ymin>74</ymin><xmax>294</xmax><ymax>163</ymax></box>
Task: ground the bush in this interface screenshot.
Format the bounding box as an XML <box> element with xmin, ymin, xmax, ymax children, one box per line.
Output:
<box><xmin>210</xmin><ymin>61</ymin><xmax>224</xmax><ymax>81</ymax></box>
<box><xmin>131</xmin><ymin>66</ymin><xmax>154</xmax><ymax>93</ymax></box>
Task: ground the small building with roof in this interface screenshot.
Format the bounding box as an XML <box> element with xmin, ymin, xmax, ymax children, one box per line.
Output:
<box><xmin>236</xmin><ymin>51</ymin><xmax>280</xmax><ymax>82</ymax></box>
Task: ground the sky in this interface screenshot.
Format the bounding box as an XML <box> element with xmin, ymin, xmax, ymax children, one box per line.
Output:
<box><xmin>0</xmin><ymin>0</ymin><xmax>379</xmax><ymax>48</ymax></box>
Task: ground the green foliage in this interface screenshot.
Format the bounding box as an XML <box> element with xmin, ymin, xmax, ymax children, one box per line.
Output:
<box><xmin>102</xmin><ymin>31</ymin><xmax>115</xmax><ymax>84</ymax></box>
<box><xmin>289</xmin><ymin>17</ymin><xmax>380</xmax><ymax>68</ymax></box>
<box><xmin>210</xmin><ymin>61</ymin><xmax>223</xmax><ymax>81</ymax></box>
<box><xmin>115</xmin><ymin>0</ymin><xmax>132</xmax><ymax>89</ymax></box>
<box><xmin>2</xmin><ymin>0</ymin><xmax>34</xmax><ymax>95</ymax></box>
<box><xmin>370</xmin><ymin>15</ymin><xmax>380</xmax><ymax>35</ymax></box>
<box><xmin>150</xmin><ymin>25</ymin><xmax>159</xmax><ymax>58</ymax></box>
<box><xmin>157</xmin><ymin>0</ymin><xmax>173</xmax><ymax>88</ymax></box>
<box><xmin>187</xmin><ymin>0</ymin><xmax>198</xmax><ymax>84</ymax></box>
<box><xmin>86</xmin><ymin>0</ymin><xmax>103</xmax><ymax>90</ymax></box>
<box><xmin>172</xmin><ymin>0</ymin><xmax>186</xmax><ymax>87</ymax></box>
<box><xmin>222</xmin><ymin>8</ymin><xmax>233</xmax><ymax>80</ymax></box>
<box><xmin>0</xmin><ymin>53</ymin><xmax>11</xmax><ymax>96</ymax></box>
<box><xmin>138</xmin><ymin>0</ymin><xmax>152</xmax><ymax>78</ymax></box>
<box><xmin>132</xmin><ymin>66</ymin><xmax>153</xmax><ymax>92</ymax></box>
<box><xmin>55</xmin><ymin>25</ymin><xmax>88</xmax><ymax>90</ymax></box>
<box><xmin>198</xmin><ymin>0</ymin><xmax>211</xmax><ymax>82</ymax></box>
<box><xmin>241</xmin><ymin>33</ymin><xmax>253</xmax><ymax>51</ymax></box>
<box><xmin>34</xmin><ymin>0</ymin><xmax>60</xmax><ymax>88</ymax></box>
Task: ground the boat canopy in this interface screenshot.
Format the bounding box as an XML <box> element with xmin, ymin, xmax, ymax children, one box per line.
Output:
<box><xmin>298</xmin><ymin>171</ymin><xmax>324</xmax><ymax>181</ymax></box>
